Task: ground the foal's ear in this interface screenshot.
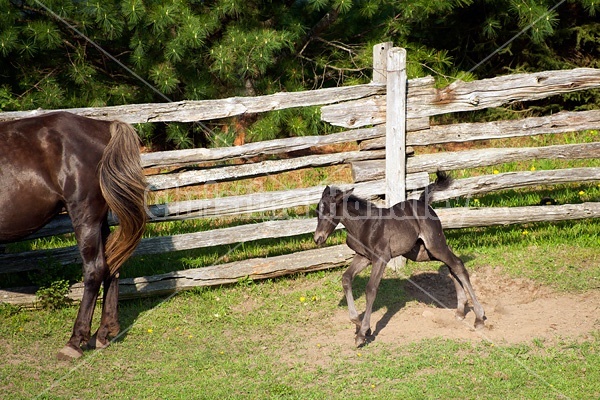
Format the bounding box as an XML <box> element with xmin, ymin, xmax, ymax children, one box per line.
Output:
<box><xmin>335</xmin><ymin>188</ymin><xmax>354</xmax><ymax>201</ymax></box>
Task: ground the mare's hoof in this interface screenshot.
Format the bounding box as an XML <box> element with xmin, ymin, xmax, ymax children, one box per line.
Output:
<box><xmin>57</xmin><ymin>345</ymin><xmax>83</xmax><ymax>361</ymax></box>
<box><xmin>454</xmin><ymin>311</ymin><xmax>466</xmax><ymax>321</ymax></box>
<box><xmin>84</xmin><ymin>334</ymin><xmax>109</xmax><ymax>350</ymax></box>
<box><xmin>474</xmin><ymin>319</ymin><xmax>486</xmax><ymax>330</ymax></box>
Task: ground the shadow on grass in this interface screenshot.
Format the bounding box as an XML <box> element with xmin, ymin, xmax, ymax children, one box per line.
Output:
<box><xmin>111</xmin><ymin>295</ymin><xmax>172</xmax><ymax>345</ymax></box>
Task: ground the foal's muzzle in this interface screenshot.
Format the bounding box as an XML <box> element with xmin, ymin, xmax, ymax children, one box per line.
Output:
<box><xmin>314</xmin><ymin>232</ymin><xmax>326</xmax><ymax>245</ymax></box>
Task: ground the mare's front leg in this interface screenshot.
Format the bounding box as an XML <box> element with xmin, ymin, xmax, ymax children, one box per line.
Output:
<box><xmin>57</xmin><ymin>220</ymin><xmax>106</xmax><ymax>360</ymax></box>
<box><xmin>342</xmin><ymin>255</ymin><xmax>370</xmax><ymax>330</ymax></box>
<box><xmin>356</xmin><ymin>257</ymin><xmax>388</xmax><ymax>347</ymax></box>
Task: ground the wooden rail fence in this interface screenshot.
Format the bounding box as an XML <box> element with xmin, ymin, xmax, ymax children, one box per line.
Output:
<box><xmin>1</xmin><ymin>43</ymin><xmax>599</xmax><ymax>307</ymax></box>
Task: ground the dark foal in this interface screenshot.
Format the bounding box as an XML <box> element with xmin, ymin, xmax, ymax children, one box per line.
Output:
<box><xmin>0</xmin><ymin>112</ymin><xmax>147</xmax><ymax>360</ymax></box>
<box><xmin>314</xmin><ymin>173</ymin><xmax>486</xmax><ymax>346</ymax></box>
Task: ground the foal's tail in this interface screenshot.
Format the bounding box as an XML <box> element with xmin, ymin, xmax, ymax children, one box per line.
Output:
<box><xmin>419</xmin><ymin>171</ymin><xmax>451</xmax><ymax>204</ymax></box>
<box><xmin>98</xmin><ymin>121</ymin><xmax>147</xmax><ymax>276</ymax></box>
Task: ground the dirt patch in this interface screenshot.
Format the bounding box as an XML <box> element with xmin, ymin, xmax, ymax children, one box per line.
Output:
<box><xmin>300</xmin><ymin>266</ymin><xmax>600</xmax><ymax>355</ymax></box>
<box><xmin>391</xmin><ymin>266</ymin><xmax>600</xmax><ymax>345</ymax></box>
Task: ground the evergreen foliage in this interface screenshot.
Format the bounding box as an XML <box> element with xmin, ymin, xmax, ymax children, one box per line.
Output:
<box><xmin>0</xmin><ymin>0</ymin><xmax>598</xmax><ymax>148</ymax></box>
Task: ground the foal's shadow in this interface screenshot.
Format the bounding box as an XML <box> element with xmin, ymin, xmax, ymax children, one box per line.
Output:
<box><xmin>338</xmin><ymin>256</ymin><xmax>475</xmax><ymax>344</ymax></box>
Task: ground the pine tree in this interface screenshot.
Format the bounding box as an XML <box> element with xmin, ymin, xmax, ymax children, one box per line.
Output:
<box><xmin>1</xmin><ymin>0</ymin><xmax>598</xmax><ymax>148</ymax></box>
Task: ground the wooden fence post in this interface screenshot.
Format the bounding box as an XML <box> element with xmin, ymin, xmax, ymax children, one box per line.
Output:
<box><xmin>372</xmin><ymin>42</ymin><xmax>393</xmax><ymax>84</ymax></box>
<box><xmin>385</xmin><ymin>47</ymin><xmax>408</xmax><ymax>271</ymax></box>
<box><xmin>385</xmin><ymin>47</ymin><xmax>407</xmax><ymax>205</ymax></box>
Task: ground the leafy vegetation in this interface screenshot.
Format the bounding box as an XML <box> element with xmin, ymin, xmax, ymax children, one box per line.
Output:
<box><xmin>1</xmin><ymin>2</ymin><xmax>599</xmax><ymax>397</ymax></box>
<box><xmin>1</xmin><ymin>0</ymin><xmax>599</xmax><ymax>147</ymax></box>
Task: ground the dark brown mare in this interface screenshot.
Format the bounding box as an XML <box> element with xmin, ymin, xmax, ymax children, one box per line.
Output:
<box><xmin>0</xmin><ymin>112</ymin><xmax>146</xmax><ymax>360</ymax></box>
<box><xmin>314</xmin><ymin>172</ymin><xmax>486</xmax><ymax>346</ymax></box>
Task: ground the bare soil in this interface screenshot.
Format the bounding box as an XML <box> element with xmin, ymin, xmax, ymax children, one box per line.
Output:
<box><xmin>301</xmin><ymin>267</ymin><xmax>600</xmax><ymax>354</ymax></box>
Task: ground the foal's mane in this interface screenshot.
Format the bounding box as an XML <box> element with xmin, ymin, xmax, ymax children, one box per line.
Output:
<box><xmin>346</xmin><ymin>193</ymin><xmax>375</xmax><ymax>208</ymax></box>
<box><xmin>343</xmin><ymin>192</ymin><xmax>383</xmax><ymax>216</ymax></box>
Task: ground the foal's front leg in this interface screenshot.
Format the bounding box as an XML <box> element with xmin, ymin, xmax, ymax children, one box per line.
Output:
<box><xmin>342</xmin><ymin>255</ymin><xmax>370</xmax><ymax>329</ymax></box>
<box><xmin>355</xmin><ymin>258</ymin><xmax>387</xmax><ymax>347</ymax></box>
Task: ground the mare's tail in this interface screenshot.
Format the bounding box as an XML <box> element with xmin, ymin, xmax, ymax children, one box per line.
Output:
<box><xmin>98</xmin><ymin>121</ymin><xmax>147</xmax><ymax>276</ymax></box>
<box><xmin>419</xmin><ymin>171</ymin><xmax>451</xmax><ymax>204</ymax></box>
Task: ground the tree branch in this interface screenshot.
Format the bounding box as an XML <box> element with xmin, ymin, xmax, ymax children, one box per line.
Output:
<box><xmin>294</xmin><ymin>8</ymin><xmax>341</xmax><ymax>55</ymax></box>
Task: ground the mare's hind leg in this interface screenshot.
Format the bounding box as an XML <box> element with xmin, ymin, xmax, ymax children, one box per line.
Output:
<box><xmin>87</xmin><ymin>221</ymin><xmax>120</xmax><ymax>350</ymax></box>
<box><xmin>422</xmin><ymin>236</ymin><xmax>486</xmax><ymax>329</ymax></box>
<box><xmin>342</xmin><ymin>255</ymin><xmax>370</xmax><ymax>329</ymax></box>
<box><xmin>57</xmin><ymin>212</ymin><xmax>107</xmax><ymax>360</ymax></box>
<box><xmin>86</xmin><ymin>272</ymin><xmax>120</xmax><ymax>349</ymax></box>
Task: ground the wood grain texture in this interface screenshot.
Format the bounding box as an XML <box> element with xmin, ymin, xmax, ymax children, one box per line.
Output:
<box><xmin>385</xmin><ymin>47</ymin><xmax>408</xmax><ymax>206</ymax></box>
<box><xmin>352</xmin><ymin>142</ymin><xmax>600</xmax><ymax>181</ymax></box>
<box><xmin>361</xmin><ymin>109</ymin><xmax>600</xmax><ymax>149</ymax></box>
<box><xmin>436</xmin><ymin>202</ymin><xmax>600</xmax><ymax>229</ymax></box>
<box><xmin>321</xmin><ymin>76</ymin><xmax>434</xmax><ymax>128</ymax></box>
<box><xmin>322</xmin><ymin>68</ymin><xmax>600</xmax><ymax>127</ymax></box>
<box><xmin>142</xmin><ymin>126</ymin><xmax>386</xmax><ymax>169</ymax></box>
<box><xmin>0</xmin><ymin>245</ymin><xmax>355</xmax><ymax>307</ymax></box>
<box><xmin>427</xmin><ymin>168</ymin><xmax>600</xmax><ymax>202</ymax></box>
<box><xmin>147</xmin><ymin>150</ymin><xmax>385</xmax><ymax>190</ymax></box>
<box><xmin>0</xmin><ymin>84</ymin><xmax>386</xmax><ymax>123</ymax></box>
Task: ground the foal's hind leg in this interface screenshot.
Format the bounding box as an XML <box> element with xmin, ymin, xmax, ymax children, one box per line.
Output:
<box><xmin>342</xmin><ymin>255</ymin><xmax>370</xmax><ymax>329</ymax></box>
<box><xmin>428</xmin><ymin>245</ymin><xmax>486</xmax><ymax>329</ymax></box>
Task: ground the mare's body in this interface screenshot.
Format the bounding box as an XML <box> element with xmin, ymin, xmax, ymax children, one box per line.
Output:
<box><xmin>0</xmin><ymin>112</ymin><xmax>146</xmax><ymax>359</ymax></box>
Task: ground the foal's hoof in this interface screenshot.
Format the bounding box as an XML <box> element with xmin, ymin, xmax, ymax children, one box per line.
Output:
<box><xmin>355</xmin><ymin>335</ymin><xmax>367</xmax><ymax>347</ymax></box>
<box><xmin>474</xmin><ymin>318</ymin><xmax>486</xmax><ymax>330</ymax></box>
<box><xmin>454</xmin><ymin>310</ymin><xmax>466</xmax><ymax>321</ymax></box>
<box><xmin>84</xmin><ymin>334</ymin><xmax>109</xmax><ymax>350</ymax></box>
<box><xmin>57</xmin><ymin>345</ymin><xmax>83</xmax><ymax>361</ymax></box>
<box><xmin>355</xmin><ymin>329</ymin><xmax>371</xmax><ymax>347</ymax></box>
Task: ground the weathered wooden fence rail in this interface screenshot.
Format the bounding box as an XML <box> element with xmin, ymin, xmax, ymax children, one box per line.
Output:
<box><xmin>1</xmin><ymin>43</ymin><xmax>599</xmax><ymax>307</ymax></box>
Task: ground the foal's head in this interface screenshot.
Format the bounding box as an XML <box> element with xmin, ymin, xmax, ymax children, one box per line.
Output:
<box><xmin>314</xmin><ymin>186</ymin><xmax>354</xmax><ymax>245</ymax></box>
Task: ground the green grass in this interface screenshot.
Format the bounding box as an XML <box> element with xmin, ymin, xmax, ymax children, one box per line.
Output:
<box><xmin>1</xmin><ymin>255</ymin><xmax>599</xmax><ymax>399</ymax></box>
<box><xmin>1</xmin><ymin>130</ymin><xmax>599</xmax><ymax>399</ymax></box>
